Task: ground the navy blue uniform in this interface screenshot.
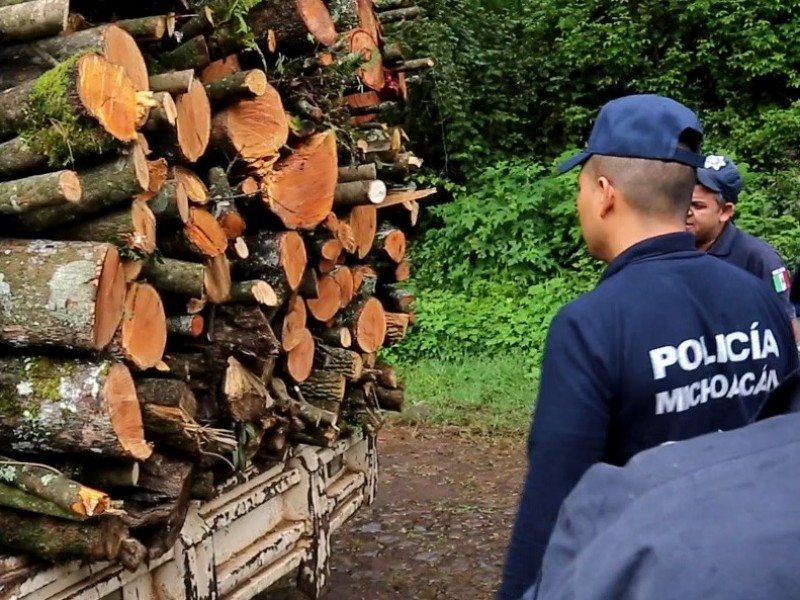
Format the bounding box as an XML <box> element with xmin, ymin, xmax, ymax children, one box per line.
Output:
<box><xmin>524</xmin><ymin>410</ymin><xmax>800</xmax><ymax>600</ymax></box>
<box><xmin>498</xmin><ymin>232</ymin><xmax>798</xmax><ymax>600</ymax></box>
<box><xmin>708</xmin><ymin>221</ymin><xmax>795</xmax><ymax>323</ymax></box>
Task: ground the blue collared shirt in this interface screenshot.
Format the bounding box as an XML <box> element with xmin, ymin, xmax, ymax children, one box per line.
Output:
<box><xmin>498</xmin><ymin>232</ymin><xmax>799</xmax><ymax>600</ymax></box>
<box><xmin>708</xmin><ymin>222</ymin><xmax>795</xmax><ymax>323</ymax></box>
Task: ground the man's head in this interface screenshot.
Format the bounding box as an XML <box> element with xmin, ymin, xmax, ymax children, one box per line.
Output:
<box><xmin>557</xmin><ymin>94</ymin><xmax>704</xmax><ymax>262</ymax></box>
<box><xmin>686</xmin><ymin>155</ymin><xmax>743</xmax><ymax>251</ymax></box>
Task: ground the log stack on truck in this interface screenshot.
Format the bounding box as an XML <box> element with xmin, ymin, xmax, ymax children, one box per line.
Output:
<box><xmin>0</xmin><ymin>0</ymin><xmax>432</xmax><ymax>596</ymax></box>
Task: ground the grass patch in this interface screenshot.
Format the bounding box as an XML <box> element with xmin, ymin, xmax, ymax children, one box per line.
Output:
<box><xmin>389</xmin><ymin>353</ymin><xmax>536</xmax><ymax>435</ymax></box>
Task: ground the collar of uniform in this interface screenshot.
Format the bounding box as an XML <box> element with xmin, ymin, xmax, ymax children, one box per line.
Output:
<box><xmin>599</xmin><ymin>231</ymin><xmax>697</xmax><ymax>282</ymax></box>
<box><xmin>707</xmin><ymin>221</ymin><xmax>737</xmax><ymax>257</ymax></box>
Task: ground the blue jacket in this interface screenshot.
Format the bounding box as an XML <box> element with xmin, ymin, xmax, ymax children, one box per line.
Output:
<box><xmin>708</xmin><ymin>222</ymin><xmax>795</xmax><ymax>323</ymax></box>
<box><xmin>498</xmin><ymin>232</ymin><xmax>799</xmax><ymax>600</ymax></box>
<box><xmin>524</xmin><ymin>409</ymin><xmax>800</xmax><ymax>600</ymax></box>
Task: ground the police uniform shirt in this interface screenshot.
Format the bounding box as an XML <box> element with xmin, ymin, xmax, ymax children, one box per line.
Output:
<box><xmin>526</xmin><ymin>411</ymin><xmax>800</xmax><ymax>600</ymax></box>
<box><xmin>498</xmin><ymin>231</ymin><xmax>799</xmax><ymax>600</ymax></box>
<box><xmin>708</xmin><ymin>221</ymin><xmax>795</xmax><ymax>323</ymax></box>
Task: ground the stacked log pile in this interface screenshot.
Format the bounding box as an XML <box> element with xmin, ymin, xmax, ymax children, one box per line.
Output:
<box><xmin>0</xmin><ymin>0</ymin><xmax>434</xmax><ymax>570</ymax></box>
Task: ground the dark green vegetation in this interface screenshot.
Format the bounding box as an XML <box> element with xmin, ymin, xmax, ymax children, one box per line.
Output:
<box><xmin>380</xmin><ymin>1</ymin><xmax>800</xmax><ymax>429</ymax></box>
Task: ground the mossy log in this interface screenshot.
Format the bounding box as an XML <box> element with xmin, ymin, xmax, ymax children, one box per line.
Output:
<box><xmin>166</xmin><ymin>314</ymin><xmax>204</xmax><ymax>337</ymax></box>
<box><xmin>115</xmin><ymin>14</ymin><xmax>175</xmax><ymax>42</ymax></box>
<box><xmin>7</xmin><ymin>145</ymin><xmax>149</xmax><ymax>232</ymax></box>
<box><xmin>0</xmin><ymin>136</ymin><xmax>50</xmax><ymax>179</ymax></box>
<box><xmin>1</xmin><ymin>53</ymin><xmax>140</xmax><ymax>166</ymax></box>
<box><xmin>204</xmin><ymin>69</ymin><xmax>268</xmax><ymax>107</ymax></box>
<box><xmin>149</xmin><ymin>69</ymin><xmax>194</xmax><ymax>95</ymax></box>
<box><xmin>53</xmin><ymin>198</ymin><xmax>157</xmax><ymax>256</ymax></box>
<box><xmin>0</xmin><ymin>169</ymin><xmax>82</xmax><ymax>214</ymax></box>
<box><xmin>0</xmin><ymin>509</ymin><xmax>131</xmax><ymax>564</ymax></box>
<box><xmin>312</xmin><ymin>342</ymin><xmax>363</xmax><ymax>381</ymax></box>
<box><xmin>141</xmin><ymin>256</ymin><xmax>205</xmax><ymax>298</ymax></box>
<box><xmin>338</xmin><ymin>162</ymin><xmax>377</xmax><ymax>182</ymax></box>
<box><xmin>0</xmin><ymin>457</ymin><xmax>110</xmax><ymax>519</ymax></box>
<box><xmin>0</xmin><ymin>356</ymin><xmax>151</xmax><ymax>459</ymax></box>
<box><xmin>0</xmin><ymin>239</ymin><xmax>125</xmax><ymax>350</ymax></box>
<box><xmin>0</xmin><ymin>0</ymin><xmax>69</xmax><ymax>44</ymax></box>
<box><xmin>0</xmin><ymin>483</ymin><xmax>85</xmax><ymax>520</ymax></box>
<box><xmin>153</xmin><ymin>35</ymin><xmax>210</xmax><ymax>73</ymax></box>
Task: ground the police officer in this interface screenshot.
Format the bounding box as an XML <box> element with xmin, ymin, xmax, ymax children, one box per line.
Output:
<box><xmin>687</xmin><ymin>154</ymin><xmax>799</xmax><ymax>340</ymax></box>
<box><xmin>523</xmin><ymin>372</ymin><xmax>800</xmax><ymax>600</ymax></box>
<box><xmin>497</xmin><ymin>94</ymin><xmax>799</xmax><ymax>600</ymax></box>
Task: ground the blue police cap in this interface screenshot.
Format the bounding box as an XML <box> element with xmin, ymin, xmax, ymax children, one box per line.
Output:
<box><xmin>557</xmin><ymin>94</ymin><xmax>705</xmax><ymax>174</ymax></box>
<box><xmin>696</xmin><ymin>154</ymin><xmax>744</xmax><ymax>203</ymax></box>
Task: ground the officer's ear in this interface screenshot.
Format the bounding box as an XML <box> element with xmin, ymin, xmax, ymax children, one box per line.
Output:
<box><xmin>596</xmin><ymin>175</ymin><xmax>616</xmax><ymax>218</ymax></box>
<box><xmin>720</xmin><ymin>201</ymin><xmax>735</xmax><ymax>223</ymax></box>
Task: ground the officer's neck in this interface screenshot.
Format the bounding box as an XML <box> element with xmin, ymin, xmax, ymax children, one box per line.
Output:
<box><xmin>605</xmin><ymin>217</ymin><xmax>686</xmax><ymax>262</ymax></box>
<box><xmin>696</xmin><ymin>222</ymin><xmax>728</xmax><ymax>253</ymax></box>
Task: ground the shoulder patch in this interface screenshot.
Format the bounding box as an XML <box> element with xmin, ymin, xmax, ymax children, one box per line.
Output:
<box><xmin>772</xmin><ymin>267</ymin><xmax>791</xmax><ymax>293</ymax></box>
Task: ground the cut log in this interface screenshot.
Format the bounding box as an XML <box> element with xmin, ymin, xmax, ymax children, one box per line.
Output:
<box><xmin>147</xmin><ymin>158</ymin><xmax>169</xmax><ymax>192</ymax></box>
<box><xmin>150</xmin><ymin>81</ymin><xmax>211</xmax><ymax>163</ymax></box>
<box><xmin>144</xmin><ymin>92</ymin><xmax>178</xmax><ymax>134</ymax></box>
<box><xmin>335</xmin><ymin>220</ymin><xmax>358</xmax><ymax>254</ymax></box>
<box><xmin>381</xmin><ymin>286</ymin><xmax>415</xmax><ymax>313</ymax></box>
<box><xmin>376</xmin><ymin>385</ymin><xmax>404</xmax><ymax>411</ymax></box>
<box><xmin>178</xmin><ymin>6</ymin><xmax>214</xmax><ymax>41</ymax></box>
<box><xmin>334</xmin><ymin>179</ymin><xmax>387</xmax><ymax>207</ymax></box>
<box><xmin>391</xmin><ymin>57</ymin><xmax>435</xmax><ymax>72</ymax></box>
<box><xmin>277</xmin><ymin>295</ymin><xmax>308</xmax><ymax>352</ymax></box>
<box><xmin>236</xmin><ymin>230</ymin><xmax>307</xmax><ymax>291</ymax></box>
<box><xmin>61</xmin><ymin>461</ymin><xmax>140</xmax><ymax>489</ymax></box>
<box><xmin>155</xmin><ymin>34</ymin><xmax>210</xmax><ymax>72</ymax></box>
<box><xmin>229</xmin><ymin>280</ymin><xmax>279</xmax><ymax>306</ymax></box>
<box><xmin>1</xmin><ymin>54</ymin><xmax>139</xmax><ymax>166</ymax></box>
<box><xmin>0</xmin><ymin>459</ymin><xmax>109</xmax><ymax>519</ymax></box>
<box><xmin>116</xmin><ymin>14</ymin><xmax>174</xmax><ymax>42</ymax></box>
<box><xmin>220</xmin><ymin>0</ymin><xmax>337</xmax><ymax>55</ymax></box>
<box><xmin>309</xmin><ymin>233</ymin><xmax>343</xmax><ymax>263</ymax></box>
<box><xmin>394</xmin><ymin>259</ymin><xmax>411</xmax><ymax>281</ymax></box>
<box><xmin>207</xmin><ymin>305</ymin><xmax>281</xmax><ymax>366</ymax></box>
<box><xmin>204</xmin><ymin>253</ymin><xmax>232</xmax><ymax>303</ymax></box>
<box><xmin>8</xmin><ymin>145</ymin><xmax>149</xmax><ymax>232</ymax></box>
<box><xmin>208</xmin><ymin>166</ymin><xmax>246</xmax><ymax>239</ymax></box>
<box><xmin>54</xmin><ymin>198</ymin><xmax>157</xmax><ymax>256</ymax></box>
<box><xmin>0</xmin><ymin>24</ymin><xmax>149</xmax><ymax>95</ymax></box>
<box><xmin>372</xmin><ymin>221</ymin><xmax>406</xmax><ymax>262</ymax></box>
<box><xmin>141</xmin><ymin>256</ymin><xmax>204</xmax><ymax>298</ymax></box>
<box><xmin>166</xmin><ymin>314</ymin><xmax>204</xmax><ymax>337</ymax></box>
<box><xmin>0</xmin><ymin>136</ymin><xmax>50</xmax><ymax>180</ymax></box>
<box><xmin>379</xmin><ymin>6</ymin><xmax>421</xmax><ymax>22</ymax></box>
<box><xmin>378</xmin><ymin>187</ymin><xmax>437</xmax><ymax>207</ymax></box>
<box><xmin>313</xmin><ymin>325</ymin><xmax>352</xmax><ymax>348</ymax></box>
<box><xmin>306</xmin><ymin>273</ymin><xmax>342</xmax><ymax>322</ymax></box>
<box><xmin>384</xmin><ymin>311</ymin><xmax>409</xmax><ymax>345</ymax></box>
<box><xmin>299</xmin><ymin>268</ymin><xmax>319</xmax><ymax>298</ymax></box>
<box><xmin>158</xmin><ymin>207</ymin><xmax>229</xmax><ymax>260</ymax></box>
<box><xmin>205</xmin><ymin>69</ymin><xmax>268</xmax><ymax>107</ymax></box>
<box><xmin>107</xmin><ymin>282</ymin><xmax>167</xmax><ymax>370</ymax></box>
<box><xmin>263</xmin><ymin>129</ymin><xmax>338</xmax><ymax>229</ymax></box>
<box><xmin>148</xmin><ymin>179</ymin><xmax>190</xmax><ymax>227</ymax></box>
<box><xmin>210</xmin><ymin>86</ymin><xmax>288</xmax><ymax>166</ymax></box>
<box><xmin>200</xmin><ymin>54</ymin><xmax>241</xmax><ymax>83</ymax></box>
<box><xmin>0</xmin><ymin>357</ymin><xmax>150</xmax><ymax>459</ymax></box>
<box><xmin>0</xmin><ymin>169</ymin><xmax>81</xmax><ymax>214</ymax></box>
<box><xmin>270</xmin><ymin>377</ymin><xmax>337</xmax><ymax>428</ymax></box>
<box><xmin>331</xmin><ymin>266</ymin><xmax>354</xmax><ymax>308</ymax></box>
<box><xmin>135</xmin><ymin>453</ymin><xmax>194</xmax><ymax>500</ymax></box>
<box><xmin>149</xmin><ymin>69</ymin><xmax>195</xmax><ymax>94</ymax></box>
<box><xmin>0</xmin><ymin>0</ymin><xmax>69</xmax><ymax>43</ymax></box>
<box><xmin>284</xmin><ymin>328</ymin><xmax>315</xmax><ymax>383</ymax></box>
<box><xmin>297</xmin><ymin>370</ymin><xmax>346</xmax><ymax>411</ymax></box>
<box><xmin>352</xmin><ymin>265</ymin><xmax>378</xmax><ymax>296</ymax></box>
<box><xmin>338</xmin><ymin>162</ymin><xmax>377</xmax><ymax>183</ymax></box>
<box><xmin>376</xmin><ymin>153</ymin><xmax>424</xmax><ymax>179</ymax></box>
<box><xmin>313</xmin><ymin>342</ymin><xmax>362</xmax><ymax>381</ymax></box>
<box><xmin>349</xmin><ymin>28</ymin><xmax>384</xmax><ymax>91</ymax></box>
<box><xmin>223</xmin><ymin>356</ymin><xmax>272</xmax><ymax>422</ymax></box>
<box><xmin>0</xmin><ymin>509</ymin><xmax>130</xmax><ymax>564</ymax></box>
<box><xmin>336</xmin><ymin>296</ymin><xmax>386</xmax><ymax>352</ymax></box>
<box><xmin>347</xmin><ymin>204</ymin><xmax>377</xmax><ymax>258</ymax></box>
<box><xmin>173</xmin><ymin>165</ymin><xmax>208</xmax><ymax>204</ymax></box>
<box><xmin>0</xmin><ymin>240</ymin><xmax>124</xmax><ymax>350</ymax></box>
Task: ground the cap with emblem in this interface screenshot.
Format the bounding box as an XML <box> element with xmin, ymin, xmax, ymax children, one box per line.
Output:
<box><xmin>696</xmin><ymin>154</ymin><xmax>744</xmax><ymax>204</ymax></box>
<box><xmin>557</xmin><ymin>94</ymin><xmax>705</xmax><ymax>174</ymax></box>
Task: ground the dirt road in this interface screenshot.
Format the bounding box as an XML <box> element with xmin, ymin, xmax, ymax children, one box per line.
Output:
<box><xmin>322</xmin><ymin>426</ymin><xmax>526</xmax><ymax>600</ymax></box>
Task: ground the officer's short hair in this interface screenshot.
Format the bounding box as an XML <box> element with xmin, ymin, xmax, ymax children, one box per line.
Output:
<box><xmin>584</xmin><ymin>154</ymin><xmax>695</xmax><ymax>219</ymax></box>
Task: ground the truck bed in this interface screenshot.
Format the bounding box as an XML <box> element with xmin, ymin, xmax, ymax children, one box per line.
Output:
<box><xmin>0</xmin><ymin>431</ymin><xmax>378</xmax><ymax>600</ymax></box>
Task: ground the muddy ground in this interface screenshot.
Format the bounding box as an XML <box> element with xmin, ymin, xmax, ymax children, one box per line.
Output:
<box><xmin>322</xmin><ymin>425</ymin><xmax>526</xmax><ymax>600</ymax></box>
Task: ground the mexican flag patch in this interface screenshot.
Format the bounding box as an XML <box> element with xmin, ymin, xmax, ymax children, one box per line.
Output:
<box><xmin>772</xmin><ymin>267</ymin><xmax>791</xmax><ymax>293</ymax></box>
